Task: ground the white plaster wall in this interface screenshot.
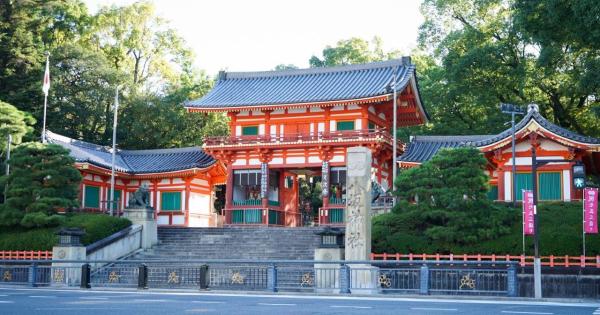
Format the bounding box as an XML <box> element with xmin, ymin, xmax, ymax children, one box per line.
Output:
<box><xmin>270</xmin><ymin>125</ymin><xmax>277</xmax><ymax>136</ymax></box>
<box><xmin>272</xmin><ymin>109</ymin><xmax>285</xmax><ymax>115</ymax></box>
<box><xmin>368</xmin><ymin>106</ymin><xmax>376</xmax><ymax>114</ymax></box>
<box><xmin>355</xmin><ymin>119</ymin><xmax>362</xmax><ymax>130</ymax></box>
<box><xmin>157</xmin><ymin>216</ymin><xmax>169</xmax><ymax>225</ymax></box>
<box><xmin>173</xmin><ymin>178</ymin><xmax>184</xmax><ymax>184</ymax></box>
<box><xmin>330</xmin><ymin>155</ymin><xmax>344</xmax><ymax>163</ymax></box>
<box><xmin>563</xmin><ymin>170</ymin><xmax>571</xmax><ymax>201</ymax></box>
<box><xmin>308</xmin><ymin>156</ymin><xmax>322</xmax><ymax>163</ymax></box>
<box><xmin>248</xmin><ymin>158</ymin><xmax>261</xmax><ymax>165</ymax></box>
<box><xmin>238</xmin><ymin>111</ymin><xmax>249</xmax><ymax>116</ymax></box>
<box><xmin>330</xmin><ymin>121</ymin><xmax>336</xmax><ymax>131</ymax></box>
<box><xmin>310</xmin><ymin>107</ymin><xmax>324</xmax><ymax>112</ymax></box>
<box><xmin>504</xmin><ymin>171</ymin><xmax>512</xmax><ymax>201</ymax></box>
<box><xmin>161</xmin><ymin>179</ymin><xmax>169</xmax><ymax>184</ymax></box>
<box><xmin>235</xmin><ymin>125</ymin><xmax>242</xmax><ymax>136</ymax></box>
<box><xmin>378</xmin><ymin>113</ymin><xmax>386</xmax><ymax>120</ymax></box>
<box><xmin>348</xmin><ymin>104</ymin><xmax>360</xmax><ymax>110</ymax></box>
<box><xmin>192</xmin><ymin>178</ymin><xmax>209</xmax><ymax>186</ymax></box>
<box><xmin>506</xmin><ymin>156</ymin><xmax>566</xmax><ymax>166</ymax></box>
<box><xmin>252</xmin><ymin>110</ymin><xmax>264</xmax><ymax>116</ymax></box>
<box><xmin>286</xmin><ymin>157</ymin><xmax>305</xmax><ymax>164</ymax></box>
<box><xmin>259</xmin><ymin>124</ymin><xmax>265</xmax><ymax>135</ymax></box>
<box><xmin>318</xmin><ymin>122</ymin><xmax>325</xmax><ymax>132</ymax></box>
<box><xmin>172</xmin><ymin>215</ymin><xmax>185</xmax><ymax>225</ymax></box>
<box><xmin>332</xmin><ymin>105</ymin><xmax>344</xmax><ymax>111</ymax></box>
<box><xmin>271</xmin><ymin>157</ymin><xmax>284</xmax><ymax>164</ymax></box>
<box><xmin>233</xmin><ymin>159</ymin><xmax>247</xmax><ymax>166</ymax></box>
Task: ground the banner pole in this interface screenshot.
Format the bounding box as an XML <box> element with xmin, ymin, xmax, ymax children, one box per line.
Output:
<box><xmin>583</xmin><ymin>189</ymin><xmax>586</xmax><ymax>258</ymax></box>
<box><xmin>522</xmin><ymin>189</ymin><xmax>525</xmax><ymax>254</ymax></box>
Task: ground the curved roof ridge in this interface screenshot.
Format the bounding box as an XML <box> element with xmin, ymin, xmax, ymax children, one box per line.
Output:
<box><xmin>223</xmin><ymin>59</ymin><xmax>407</xmax><ymax>80</ymax></box>
<box><xmin>46</xmin><ymin>130</ymin><xmax>110</xmax><ymax>153</ymax></box>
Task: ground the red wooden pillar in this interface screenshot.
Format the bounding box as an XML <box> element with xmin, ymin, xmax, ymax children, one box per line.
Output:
<box><xmin>497</xmin><ymin>169</ymin><xmax>505</xmax><ymax>202</ymax></box>
<box><xmin>224</xmin><ymin>164</ymin><xmax>234</xmax><ymax>224</ymax></box>
<box><xmin>184</xmin><ymin>178</ymin><xmax>191</xmax><ymax>227</ymax></box>
<box><xmin>152</xmin><ymin>180</ymin><xmax>159</xmax><ymax>219</ymax></box>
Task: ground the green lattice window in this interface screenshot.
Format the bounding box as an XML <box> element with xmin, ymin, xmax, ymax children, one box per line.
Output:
<box><xmin>487</xmin><ymin>185</ymin><xmax>498</xmax><ymax>200</ymax></box>
<box><xmin>242</xmin><ymin>125</ymin><xmax>259</xmax><ymax>135</ymax></box>
<box><xmin>539</xmin><ymin>172</ymin><xmax>561</xmax><ymax>200</ymax></box>
<box><xmin>161</xmin><ymin>191</ymin><xmax>182</xmax><ymax>211</ymax></box>
<box><xmin>368</xmin><ymin>121</ymin><xmax>376</xmax><ymax>130</ymax></box>
<box><xmin>232</xmin><ymin>209</ymin><xmax>262</xmax><ymax>224</ymax></box>
<box><xmin>329</xmin><ymin>208</ymin><xmax>344</xmax><ymax>223</ymax></box>
<box><xmin>84</xmin><ymin>185</ymin><xmax>100</xmax><ymax>208</ymax></box>
<box><xmin>336</xmin><ymin>121</ymin><xmax>355</xmax><ymax>131</ymax></box>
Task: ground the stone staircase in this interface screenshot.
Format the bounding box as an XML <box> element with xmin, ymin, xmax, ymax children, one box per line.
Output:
<box><xmin>130</xmin><ymin>226</ymin><xmax>328</xmax><ymax>261</ymax></box>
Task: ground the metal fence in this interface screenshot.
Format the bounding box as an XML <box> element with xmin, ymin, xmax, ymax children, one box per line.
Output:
<box><xmin>0</xmin><ymin>259</ymin><xmax>517</xmax><ymax>297</ymax></box>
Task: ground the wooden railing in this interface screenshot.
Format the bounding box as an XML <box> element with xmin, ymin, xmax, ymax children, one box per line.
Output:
<box><xmin>203</xmin><ymin>129</ymin><xmax>395</xmax><ymax>147</ymax></box>
<box><xmin>371</xmin><ymin>253</ymin><xmax>600</xmax><ymax>268</ymax></box>
<box><xmin>0</xmin><ymin>250</ymin><xmax>53</xmax><ymax>260</ymax></box>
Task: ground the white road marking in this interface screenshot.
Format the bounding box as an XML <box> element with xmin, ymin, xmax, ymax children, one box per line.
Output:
<box><xmin>330</xmin><ymin>305</ymin><xmax>372</xmax><ymax>309</ymax></box>
<box><xmin>29</xmin><ymin>295</ymin><xmax>56</xmax><ymax>298</ymax></box>
<box><xmin>411</xmin><ymin>307</ymin><xmax>458</xmax><ymax>311</ymax></box>
<box><xmin>2</xmin><ymin>287</ymin><xmax>599</xmax><ymax>308</ymax></box>
<box><xmin>0</xmin><ymin>301</ymin><xmax>14</xmax><ymax>303</ymax></box>
<box><xmin>37</xmin><ymin>307</ymin><xmax>127</xmax><ymax>310</ymax></box>
<box><xmin>132</xmin><ymin>299</ymin><xmax>171</xmax><ymax>302</ymax></box>
<box><xmin>0</xmin><ymin>294</ymin><xmax>8</xmax><ymax>297</ymax></box>
<box><xmin>258</xmin><ymin>303</ymin><xmax>296</xmax><ymax>306</ymax></box>
<box><xmin>501</xmin><ymin>311</ymin><xmax>553</xmax><ymax>315</ymax></box>
<box><xmin>191</xmin><ymin>301</ymin><xmax>225</xmax><ymax>304</ymax></box>
<box><xmin>79</xmin><ymin>297</ymin><xmax>109</xmax><ymax>300</ymax></box>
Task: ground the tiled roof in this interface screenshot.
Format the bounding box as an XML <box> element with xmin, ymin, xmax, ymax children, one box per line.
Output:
<box><xmin>185</xmin><ymin>58</ymin><xmax>420</xmax><ymax>109</ymax></box>
<box><xmin>399</xmin><ymin>106</ymin><xmax>600</xmax><ymax>163</ymax></box>
<box><xmin>398</xmin><ymin>135</ymin><xmax>493</xmax><ymax>163</ymax></box>
<box><xmin>46</xmin><ymin>131</ymin><xmax>215</xmax><ymax>174</ymax></box>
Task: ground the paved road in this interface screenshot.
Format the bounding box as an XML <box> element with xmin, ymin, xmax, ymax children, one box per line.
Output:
<box><xmin>0</xmin><ymin>287</ymin><xmax>599</xmax><ymax>315</ymax></box>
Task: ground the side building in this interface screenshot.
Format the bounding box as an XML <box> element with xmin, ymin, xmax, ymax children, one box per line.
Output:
<box><xmin>185</xmin><ymin>58</ymin><xmax>427</xmax><ymax>226</ymax></box>
<box><xmin>398</xmin><ymin>104</ymin><xmax>600</xmax><ymax>202</ymax></box>
<box><xmin>47</xmin><ymin>131</ymin><xmax>226</xmax><ymax>227</ymax></box>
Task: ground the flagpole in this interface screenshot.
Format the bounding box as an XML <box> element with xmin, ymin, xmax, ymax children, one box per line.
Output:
<box><xmin>3</xmin><ymin>134</ymin><xmax>10</xmax><ymax>203</ymax></box>
<box><xmin>109</xmin><ymin>86</ymin><xmax>119</xmax><ymax>217</ymax></box>
<box><xmin>41</xmin><ymin>52</ymin><xmax>50</xmax><ymax>143</ymax></box>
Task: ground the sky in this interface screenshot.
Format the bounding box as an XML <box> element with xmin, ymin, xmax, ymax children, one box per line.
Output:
<box><xmin>83</xmin><ymin>0</ymin><xmax>424</xmax><ymax>77</ymax></box>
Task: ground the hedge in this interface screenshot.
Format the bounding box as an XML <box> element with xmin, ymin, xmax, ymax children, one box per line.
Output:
<box><xmin>0</xmin><ymin>213</ymin><xmax>131</xmax><ymax>250</ymax></box>
<box><xmin>373</xmin><ymin>202</ymin><xmax>600</xmax><ymax>256</ymax></box>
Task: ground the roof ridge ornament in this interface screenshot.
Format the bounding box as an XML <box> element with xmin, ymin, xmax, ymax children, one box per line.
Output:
<box><xmin>527</xmin><ymin>103</ymin><xmax>539</xmax><ymax>113</ymax></box>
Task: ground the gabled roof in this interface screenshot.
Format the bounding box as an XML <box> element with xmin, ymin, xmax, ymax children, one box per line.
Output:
<box><xmin>185</xmin><ymin>58</ymin><xmax>422</xmax><ymax>111</ymax></box>
<box><xmin>398</xmin><ymin>135</ymin><xmax>493</xmax><ymax>163</ymax></box>
<box><xmin>46</xmin><ymin>131</ymin><xmax>215</xmax><ymax>174</ymax></box>
<box><xmin>399</xmin><ymin>105</ymin><xmax>600</xmax><ymax>164</ymax></box>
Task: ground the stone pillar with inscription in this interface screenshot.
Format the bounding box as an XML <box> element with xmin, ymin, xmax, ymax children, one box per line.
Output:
<box><xmin>344</xmin><ymin>147</ymin><xmax>378</xmax><ymax>293</ymax></box>
<box><xmin>51</xmin><ymin>228</ymin><xmax>86</xmax><ymax>287</ymax></box>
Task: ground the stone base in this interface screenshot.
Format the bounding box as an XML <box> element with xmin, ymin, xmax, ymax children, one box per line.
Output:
<box><xmin>51</xmin><ymin>246</ymin><xmax>86</xmax><ymax>287</ymax></box>
<box><xmin>314</xmin><ymin>248</ymin><xmax>344</xmax><ymax>292</ymax></box>
<box><xmin>123</xmin><ymin>207</ymin><xmax>157</xmax><ymax>249</ymax></box>
<box><xmin>348</xmin><ymin>264</ymin><xmax>380</xmax><ymax>294</ymax></box>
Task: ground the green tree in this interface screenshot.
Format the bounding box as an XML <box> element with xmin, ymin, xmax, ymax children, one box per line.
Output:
<box><xmin>391</xmin><ymin>147</ymin><xmax>513</xmax><ymax>245</ymax></box>
<box><xmin>273</xmin><ymin>64</ymin><xmax>299</xmax><ymax>71</ymax></box>
<box><xmin>0</xmin><ymin>100</ymin><xmax>35</xmax><ymax>154</ymax></box>
<box><xmin>416</xmin><ymin>0</ymin><xmax>600</xmax><ymax>137</ymax></box>
<box><xmin>0</xmin><ymin>143</ymin><xmax>82</xmax><ymax>227</ymax></box>
<box><xmin>309</xmin><ymin>37</ymin><xmax>401</xmax><ymax>67</ymax></box>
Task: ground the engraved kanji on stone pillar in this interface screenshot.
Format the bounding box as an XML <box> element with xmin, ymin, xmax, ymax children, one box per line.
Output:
<box><xmin>345</xmin><ymin>147</ymin><xmax>372</xmax><ymax>260</ymax></box>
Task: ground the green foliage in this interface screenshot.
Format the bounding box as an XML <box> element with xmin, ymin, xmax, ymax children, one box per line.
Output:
<box><xmin>374</xmin><ymin>202</ymin><xmax>600</xmax><ymax>256</ymax></box>
<box><xmin>0</xmin><ymin>142</ymin><xmax>82</xmax><ymax>227</ymax></box>
<box><xmin>0</xmin><ymin>100</ymin><xmax>35</xmax><ymax>153</ymax></box>
<box><xmin>414</xmin><ymin>0</ymin><xmax>600</xmax><ymax>138</ymax></box>
<box><xmin>309</xmin><ymin>37</ymin><xmax>401</xmax><ymax>67</ymax></box>
<box><xmin>393</xmin><ymin>147</ymin><xmax>515</xmax><ymax>245</ymax></box>
<box><xmin>0</xmin><ymin>0</ymin><xmax>227</xmax><ymax>150</ymax></box>
<box><xmin>298</xmin><ymin>177</ymin><xmax>323</xmax><ymax>215</ymax></box>
<box><xmin>0</xmin><ymin>213</ymin><xmax>131</xmax><ymax>250</ymax></box>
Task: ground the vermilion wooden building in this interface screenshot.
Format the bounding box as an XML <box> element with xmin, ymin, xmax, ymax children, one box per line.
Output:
<box><xmin>47</xmin><ymin>131</ymin><xmax>226</xmax><ymax>227</ymax></box>
<box><xmin>398</xmin><ymin>104</ymin><xmax>600</xmax><ymax>202</ymax></box>
<box><xmin>186</xmin><ymin>58</ymin><xmax>427</xmax><ymax>226</ymax></box>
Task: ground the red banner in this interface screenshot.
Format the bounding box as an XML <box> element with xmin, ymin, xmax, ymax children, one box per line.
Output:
<box><xmin>584</xmin><ymin>187</ymin><xmax>598</xmax><ymax>234</ymax></box>
<box><xmin>522</xmin><ymin>190</ymin><xmax>535</xmax><ymax>235</ymax></box>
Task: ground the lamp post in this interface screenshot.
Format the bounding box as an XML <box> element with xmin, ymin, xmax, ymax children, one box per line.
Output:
<box><xmin>500</xmin><ymin>103</ymin><xmax>526</xmax><ymax>207</ymax></box>
<box><xmin>3</xmin><ymin>134</ymin><xmax>10</xmax><ymax>203</ymax></box>
<box><xmin>391</xmin><ymin>68</ymin><xmax>398</xmax><ymax>207</ymax></box>
<box><xmin>108</xmin><ymin>87</ymin><xmax>119</xmax><ymax>216</ymax></box>
<box><xmin>530</xmin><ymin>149</ymin><xmax>575</xmax><ymax>299</ymax></box>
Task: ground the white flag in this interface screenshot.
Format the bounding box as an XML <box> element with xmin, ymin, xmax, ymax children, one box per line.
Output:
<box><xmin>42</xmin><ymin>55</ymin><xmax>50</xmax><ymax>96</ymax></box>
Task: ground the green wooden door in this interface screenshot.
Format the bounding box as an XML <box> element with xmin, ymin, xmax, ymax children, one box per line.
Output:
<box><xmin>487</xmin><ymin>185</ymin><xmax>498</xmax><ymax>200</ymax></box>
<box><xmin>161</xmin><ymin>192</ymin><xmax>182</xmax><ymax>211</ymax></box>
<box><xmin>84</xmin><ymin>186</ymin><xmax>100</xmax><ymax>208</ymax></box>
<box><xmin>539</xmin><ymin>172</ymin><xmax>561</xmax><ymax>200</ymax></box>
<box><xmin>515</xmin><ymin>173</ymin><xmax>532</xmax><ymax>201</ymax></box>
